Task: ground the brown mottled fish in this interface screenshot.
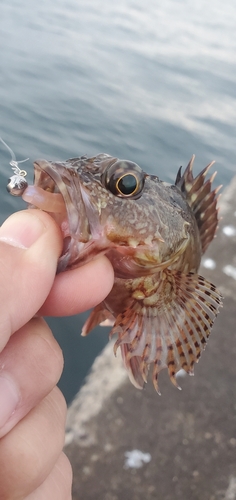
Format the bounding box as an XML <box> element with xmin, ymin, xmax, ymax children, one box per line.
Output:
<box><xmin>21</xmin><ymin>153</ymin><xmax>223</xmax><ymax>393</ymax></box>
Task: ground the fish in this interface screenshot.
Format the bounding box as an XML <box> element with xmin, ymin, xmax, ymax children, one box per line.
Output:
<box><xmin>21</xmin><ymin>153</ymin><xmax>223</xmax><ymax>393</ymax></box>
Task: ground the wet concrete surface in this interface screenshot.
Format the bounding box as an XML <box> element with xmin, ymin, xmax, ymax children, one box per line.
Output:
<box><xmin>65</xmin><ymin>177</ymin><xmax>236</xmax><ymax>500</ymax></box>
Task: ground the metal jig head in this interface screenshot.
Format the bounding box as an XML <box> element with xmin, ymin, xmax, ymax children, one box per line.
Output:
<box><xmin>0</xmin><ymin>137</ymin><xmax>29</xmax><ymax>196</ymax></box>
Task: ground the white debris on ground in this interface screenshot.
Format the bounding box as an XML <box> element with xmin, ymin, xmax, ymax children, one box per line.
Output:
<box><xmin>202</xmin><ymin>258</ymin><xmax>216</xmax><ymax>270</ymax></box>
<box><xmin>223</xmin><ymin>265</ymin><xmax>236</xmax><ymax>281</ymax></box>
<box><xmin>224</xmin><ymin>476</ymin><xmax>236</xmax><ymax>500</ymax></box>
<box><xmin>222</xmin><ymin>225</ymin><xmax>236</xmax><ymax>237</ymax></box>
<box><xmin>176</xmin><ymin>369</ymin><xmax>187</xmax><ymax>378</ymax></box>
<box><xmin>124</xmin><ymin>450</ymin><xmax>151</xmax><ymax>469</ymax></box>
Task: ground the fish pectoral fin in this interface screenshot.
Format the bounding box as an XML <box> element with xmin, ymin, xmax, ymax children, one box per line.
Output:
<box><xmin>110</xmin><ymin>270</ymin><xmax>223</xmax><ymax>393</ymax></box>
<box><xmin>81</xmin><ymin>303</ymin><xmax>115</xmax><ymax>336</ymax></box>
<box><xmin>119</xmin><ymin>344</ymin><xmax>146</xmax><ymax>390</ymax></box>
<box><xmin>175</xmin><ymin>156</ymin><xmax>221</xmax><ymax>253</ymax></box>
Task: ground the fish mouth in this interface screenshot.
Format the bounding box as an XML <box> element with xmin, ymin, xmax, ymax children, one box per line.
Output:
<box><xmin>22</xmin><ymin>159</ymin><xmax>95</xmax><ymax>272</ymax></box>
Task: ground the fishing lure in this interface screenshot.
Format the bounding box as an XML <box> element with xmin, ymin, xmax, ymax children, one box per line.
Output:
<box><xmin>0</xmin><ymin>137</ymin><xmax>29</xmax><ymax>196</ymax></box>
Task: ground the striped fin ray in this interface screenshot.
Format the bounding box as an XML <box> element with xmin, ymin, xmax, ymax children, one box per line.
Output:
<box><xmin>175</xmin><ymin>156</ymin><xmax>222</xmax><ymax>253</ymax></box>
<box><xmin>110</xmin><ymin>270</ymin><xmax>223</xmax><ymax>393</ymax></box>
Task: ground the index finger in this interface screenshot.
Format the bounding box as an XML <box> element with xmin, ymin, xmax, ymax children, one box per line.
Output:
<box><xmin>39</xmin><ymin>255</ymin><xmax>114</xmax><ymax>317</ymax></box>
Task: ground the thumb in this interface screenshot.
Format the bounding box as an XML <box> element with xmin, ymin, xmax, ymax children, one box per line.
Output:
<box><xmin>0</xmin><ymin>210</ymin><xmax>62</xmax><ymax>352</ymax></box>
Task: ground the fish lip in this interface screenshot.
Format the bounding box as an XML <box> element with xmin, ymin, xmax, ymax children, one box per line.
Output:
<box><xmin>33</xmin><ymin>159</ymin><xmax>89</xmax><ymax>272</ymax></box>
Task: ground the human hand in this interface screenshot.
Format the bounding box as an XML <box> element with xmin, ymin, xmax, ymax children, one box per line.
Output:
<box><xmin>0</xmin><ymin>209</ymin><xmax>114</xmax><ymax>499</ymax></box>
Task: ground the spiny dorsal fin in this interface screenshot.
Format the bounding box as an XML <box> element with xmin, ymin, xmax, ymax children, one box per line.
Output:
<box><xmin>110</xmin><ymin>269</ymin><xmax>222</xmax><ymax>394</ymax></box>
<box><xmin>175</xmin><ymin>155</ymin><xmax>222</xmax><ymax>254</ymax></box>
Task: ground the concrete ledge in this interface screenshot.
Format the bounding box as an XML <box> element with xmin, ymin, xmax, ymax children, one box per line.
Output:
<box><xmin>65</xmin><ymin>339</ymin><xmax>127</xmax><ymax>448</ymax></box>
<box><xmin>65</xmin><ymin>177</ymin><xmax>236</xmax><ymax>500</ymax></box>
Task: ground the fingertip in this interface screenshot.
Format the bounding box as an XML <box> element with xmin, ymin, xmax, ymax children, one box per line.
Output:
<box><xmin>90</xmin><ymin>255</ymin><xmax>115</xmax><ymax>293</ymax></box>
<box><xmin>40</xmin><ymin>255</ymin><xmax>114</xmax><ymax>316</ymax></box>
<box><xmin>0</xmin><ymin>209</ymin><xmax>63</xmax><ymax>258</ymax></box>
<box><xmin>26</xmin><ymin>209</ymin><xmax>63</xmax><ymax>254</ymax></box>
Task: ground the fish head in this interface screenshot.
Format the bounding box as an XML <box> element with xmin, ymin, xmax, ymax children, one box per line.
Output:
<box><xmin>23</xmin><ymin>154</ymin><xmax>197</xmax><ymax>275</ymax></box>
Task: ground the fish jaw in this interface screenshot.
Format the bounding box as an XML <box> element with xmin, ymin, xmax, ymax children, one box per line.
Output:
<box><xmin>24</xmin><ymin>159</ymin><xmax>111</xmax><ymax>271</ymax></box>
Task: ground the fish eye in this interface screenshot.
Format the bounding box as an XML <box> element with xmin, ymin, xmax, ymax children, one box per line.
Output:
<box><xmin>116</xmin><ymin>173</ymin><xmax>139</xmax><ymax>195</ymax></box>
<box><xmin>104</xmin><ymin>160</ymin><xmax>145</xmax><ymax>198</ymax></box>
